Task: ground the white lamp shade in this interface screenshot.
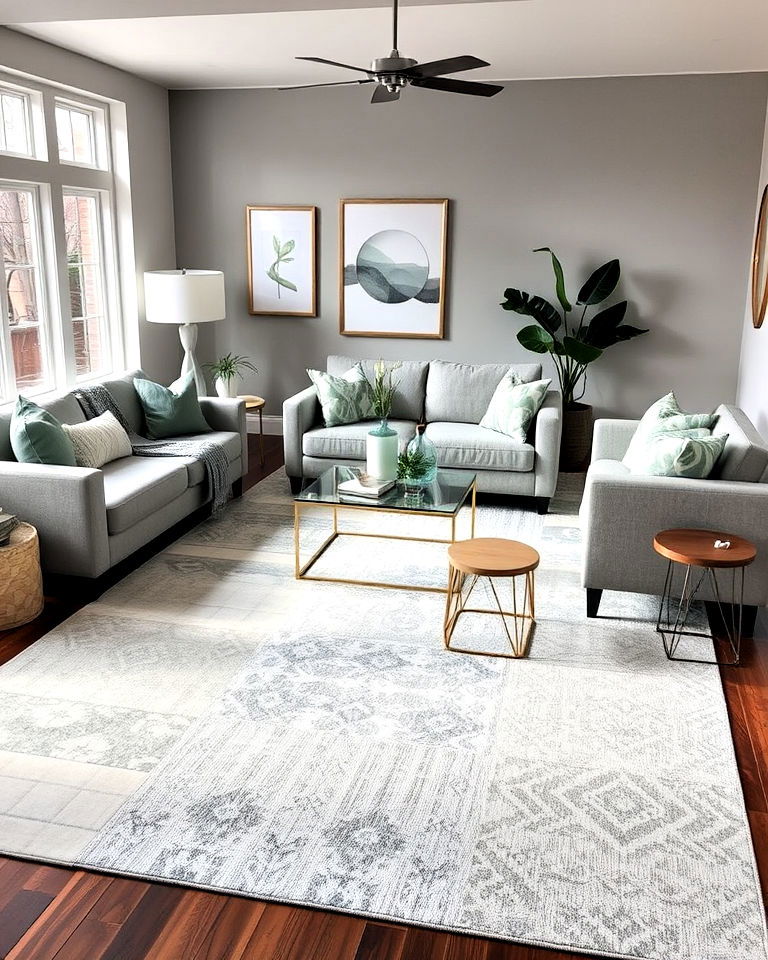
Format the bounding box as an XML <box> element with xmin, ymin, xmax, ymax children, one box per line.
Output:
<box><xmin>144</xmin><ymin>269</ymin><xmax>225</xmax><ymax>325</ymax></box>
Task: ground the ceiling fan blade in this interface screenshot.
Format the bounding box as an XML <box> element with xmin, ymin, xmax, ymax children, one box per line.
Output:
<box><xmin>279</xmin><ymin>79</ymin><xmax>374</xmax><ymax>90</ymax></box>
<box><xmin>371</xmin><ymin>84</ymin><xmax>400</xmax><ymax>104</ymax></box>
<box><xmin>296</xmin><ymin>56</ymin><xmax>372</xmax><ymax>76</ymax></box>
<box><xmin>400</xmin><ymin>55</ymin><xmax>490</xmax><ymax>80</ymax></box>
<box><xmin>411</xmin><ymin>77</ymin><xmax>503</xmax><ymax>98</ymax></box>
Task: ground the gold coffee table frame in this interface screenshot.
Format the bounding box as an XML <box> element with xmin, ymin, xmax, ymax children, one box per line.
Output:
<box><xmin>294</xmin><ymin>478</ymin><xmax>476</xmax><ymax>593</ymax></box>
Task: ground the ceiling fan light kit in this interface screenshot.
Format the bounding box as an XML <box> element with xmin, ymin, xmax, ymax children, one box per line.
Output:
<box><xmin>280</xmin><ymin>0</ymin><xmax>503</xmax><ymax>102</ymax></box>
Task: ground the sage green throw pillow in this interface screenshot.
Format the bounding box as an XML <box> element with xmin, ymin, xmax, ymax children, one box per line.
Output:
<box><xmin>623</xmin><ymin>392</ymin><xmax>716</xmax><ymax>472</ymax></box>
<box><xmin>631</xmin><ymin>433</ymin><xmax>728</xmax><ymax>479</ymax></box>
<box><xmin>133</xmin><ymin>371</ymin><xmax>211</xmax><ymax>439</ymax></box>
<box><xmin>307</xmin><ymin>364</ymin><xmax>374</xmax><ymax>427</ymax></box>
<box><xmin>479</xmin><ymin>374</ymin><xmax>551</xmax><ymax>442</ymax></box>
<box><xmin>10</xmin><ymin>396</ymin><xmax>76</xmax><ymax>466</ymax></box>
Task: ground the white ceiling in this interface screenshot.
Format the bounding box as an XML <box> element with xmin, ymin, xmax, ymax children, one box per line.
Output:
<box><xmin>8</xmin><ymin>0</ymin><xmax>768</xmax><ymax>90</ymax></box>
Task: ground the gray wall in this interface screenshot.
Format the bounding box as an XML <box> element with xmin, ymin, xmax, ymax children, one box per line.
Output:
<box><xmin>169</xmin><ymin>74</ymin><xmax>768</xmax><ymax>418</ymax></box>
<box><xmin>0</xmin><ymin>27</ymin><xmax>179</xmax><ymax>383</ymax></box>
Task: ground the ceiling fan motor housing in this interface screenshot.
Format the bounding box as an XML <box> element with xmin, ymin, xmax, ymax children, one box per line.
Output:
<box><xmin>371</xmin><ymin>52</ymin><xmax>416</xmax><ymax>91</ymax></box>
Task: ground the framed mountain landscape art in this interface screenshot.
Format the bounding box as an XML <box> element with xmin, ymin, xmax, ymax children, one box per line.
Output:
<box><xmin>339</xmin><ymin>198</ymin><xmax>448</xmax><ymax>338</ymax></box>
<box><xmin>246</xmin><ymin>205</ymin><xmax>317</xmax><ymax>316</ymax></box>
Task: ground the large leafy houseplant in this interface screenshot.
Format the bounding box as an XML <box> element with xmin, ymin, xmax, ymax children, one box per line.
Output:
<box><xmin>501</xmin><ymin>248</ymin><xmax>648</xmax><ymax>408</ymax></box>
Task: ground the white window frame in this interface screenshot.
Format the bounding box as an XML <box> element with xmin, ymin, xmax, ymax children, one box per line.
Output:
<box><xmin>0</xmin><ymin>80</ymin><xmax>46</xmax><ymax>162</ymax></box>
<box><xmin>0</xmin><ymin>70</ymin><xmax>130</xmax><ymax>405</ymax></box>
<box><xmin>55</xmin><ymin>96</ymin><xmax>109</xmax><ymax>172</ymax></box>
<box><xmin>0</xmin><ymin>179</ymin><xmax>55</xmax><ymax>399</ymax></box>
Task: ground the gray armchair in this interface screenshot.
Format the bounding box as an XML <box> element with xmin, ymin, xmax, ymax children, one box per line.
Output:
<box><xmin>580</xmin><ymin>405</ymin><xmax>768</xmax><ymax>627</ymax></box>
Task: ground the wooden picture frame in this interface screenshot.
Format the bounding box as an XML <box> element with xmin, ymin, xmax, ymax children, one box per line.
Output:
<box><xmin>339</xmin><ymin>198</ymin><xmax>448</xmax><ymax>339</ymax></box>
<box><xmin>246</xmin><ymin>205</ymin><xmax>317</xmax><ymax>317</ymax></box>
<box><xmin>751</xmin><ymin>184</ymin><xmax>768</xmax><ymax>330</ymax></box>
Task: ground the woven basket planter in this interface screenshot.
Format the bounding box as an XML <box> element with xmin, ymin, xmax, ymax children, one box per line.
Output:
<box><xmin>560</xmin><ymin>403</ymin><xmax>594</xmax><ymax>472</ymax></box>
<box><xmin>0</xmin><ymin>523</ymin><xmax>44</xmax><ymax>631</ymax></box>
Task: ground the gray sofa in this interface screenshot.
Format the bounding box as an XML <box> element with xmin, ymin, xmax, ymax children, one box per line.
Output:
<box><xmin>0</xmin><ymin>369</ymin><xmax>247</xmax><ymax>578</ymax></box>
<box><xmin>283</xmin><ymin>356</ymin><xmax>563</xmax><ymax>511</ymax></box>
<box><xmin>580</xmin><ymin>404</ymin><xmax>768</xmax><ymax>623</ymax></box>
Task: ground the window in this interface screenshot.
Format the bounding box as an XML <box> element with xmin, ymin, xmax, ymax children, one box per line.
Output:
<box><xmin>55</xmin><ymin>99</ymin><xmax>107</xmax><ymax>169</ymax></box>
<box><xmin>0</xmin><ymin>184</ymin><xmax>51</xmax><ymax>394</ymax></box>
<box><xmin>0</xmin><ymin>75</ymin><xmax>125</xmax><ymax>402</ymax></box>
<box><xmin>63</xmin><ymin>191</ymin><xmax>110</xmax><ymax>378</ymax></box>
<box><xmin>0</xmin><ymin>91</ymin><xmax>32</xmax><ymax>158</ymax></box>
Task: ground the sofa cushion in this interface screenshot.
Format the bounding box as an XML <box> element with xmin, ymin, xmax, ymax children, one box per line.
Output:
<box><xmin>424</xmin><ymin>422</ymin><xmax>535</xmax><ymax>472</ymax></box>
<box><xmin>425</xmin><ymin>360</ymin><xmax>543</xmax><ymax>424</ymax></box>
<box><xmin>479</xmin><ymin>375</ymin><xmax>551</xmax><ymax>442</ymax></box>
<box><xmin>303</xmin><ymin>420</ymin><xmax>417</xmax><ymax>461</ymax></box>
<box><xmin>711</xmin><ymin>404</ymin><xmax>768</xmax><ymax>482</ymax></box>
<box><xmin>10</xmin><ymin>396</ymin><xmax>77</xmax><ymax>466</ymax></box>
<box><xmin>308</xmin><ymin>365</ymin><xmax>374</xmax><ymax>427</ymax></box>
<box><xmin>327</xmin><ymin>355</ymin><xmax>428</xmax><ymax>422</ymax></box>
<box><xmin>98</xmin><ymin>369</ymin><xmax>147</xmax><ymax>434</ymax></box>
<box><xmin>181</xmin><ymin>431</ymin><xmax>242</xmax><ymax>486</ymax></box>
<box><xmin>102</xmin><ymin>457</ymin><xmax>189</xmax><ymax>534</ymax></box>
<box><xmin>134</xmin><ymin>371</ymin><xmax>212</xmax><ymax>439</ymax></box>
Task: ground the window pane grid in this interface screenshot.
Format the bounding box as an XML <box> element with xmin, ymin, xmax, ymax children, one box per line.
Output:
<box><xmin>56</xmin><ymin>102</ymin><xmax>99</xmax><ymax>168</ymax></box>
<box><xmin>64</xmin><ymin>191</ymin><xmax>110</xmax><ymax>379</ymax></box>
<box><xmin>0</xmin><ymin>91</ymin><xmax>32</xmax><ymax>158</ymax></box>
<box><xmin>0</xmin><ymin>187</ymin><xmax>51</xmax><ymax>394</ymax></box>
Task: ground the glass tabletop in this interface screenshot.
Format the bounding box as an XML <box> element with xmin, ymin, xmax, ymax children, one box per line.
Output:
<box><xmin>294</xmin><ymin>465</ymin><xmax>476</xmax><ymax>515</ymax></box>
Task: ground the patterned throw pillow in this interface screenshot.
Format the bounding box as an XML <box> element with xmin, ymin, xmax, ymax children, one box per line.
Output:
<box><xmin>479</xmin><ymin>374</ymin><xmax>551</xmax><ymax>442</ymax></box>
<box><xmin>62</xmin><ymin>411</ymin><xmax>132</xmax><ymax>468</ymax></box>
<box><xmin>307</xmin><ymin>364</ymin><xmax>374</xmax><ymax>427</ymax></box>
<box><xmin>630</xmin><ymin>433</ymin><xmax>728</xmax><ymax>479</ymax></box>
<box><xmin>622</xmin><ymin>392</ymin><xmax>716</xmax><ymax>472</ymax></box>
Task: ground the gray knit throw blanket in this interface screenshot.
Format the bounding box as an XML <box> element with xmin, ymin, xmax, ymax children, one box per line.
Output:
<box><xmin>75</xmin><ymin>384</ymin><xmax>231</xmax><ymax>516</ymax></box>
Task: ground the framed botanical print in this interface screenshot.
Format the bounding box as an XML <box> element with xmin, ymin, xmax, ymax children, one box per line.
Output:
<box><xmin>246</xmin><ymin>205</ymin><xmax>317</xmax><ymax>316</ymax></box>
<box><xmin>339</xmin><ymin>198</ymin><xmax>448</xmax><ymax>338</ymax></box>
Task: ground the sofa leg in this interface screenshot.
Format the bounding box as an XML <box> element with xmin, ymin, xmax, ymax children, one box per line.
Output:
<box><xmin>232</xmin><ymin>478</ymin><xmax>243</xmax><ymax>499</ymax></box>
<box><xmin>586</xmin><ymin>588</ymin><xmax>603</xmax><ymax>618</ymax></box>
<box><xmin>535</xmin><ymin>497</ymin><xmax>550</xmax><ymax>515</ymax></box>
<box><xmin>288</xmin><ymin>475</ymin><xmax>303</xmax><ymax>495</ymax></box>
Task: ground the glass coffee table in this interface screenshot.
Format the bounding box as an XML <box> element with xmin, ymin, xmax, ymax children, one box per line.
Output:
<box><xmin>293</xmin><ymin>465</ymin><xmax>476</xmax><ymax>592</ymax></box>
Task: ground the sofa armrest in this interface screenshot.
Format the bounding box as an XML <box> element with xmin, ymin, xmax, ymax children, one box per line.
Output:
<box><xmin>592</xmin><ymin>418</ymin><xmax>640</xmax><ymax>462</ymax></box>
<box><xmin>199</xmin><ymin>397</ymin><xmax>247</xmax><ymax>477</ymax></box>
<box><xmin>533</xmin><ymin>389</ymin><xmax>562</xmax><ymax>499</ymax></box>
<box><xmin>283</xmin><ymin>386</ymin><xmax>320</xmax><ymax>478</ymax></box>
<box><xmin>0</xmin><ymin>462</ymin><xmax>109</xmax><ymax>577</ymax></box>
<box><xmin>581</xmin><ymin>463</ymin><xmax>768</xmax><ymax>605</ymax></box>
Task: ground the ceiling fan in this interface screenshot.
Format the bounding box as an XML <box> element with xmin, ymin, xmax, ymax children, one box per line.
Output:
<box><xmin>279</xmin><ymin>0</ymin><xmax>503</xmax><ymax>103</ymax></box>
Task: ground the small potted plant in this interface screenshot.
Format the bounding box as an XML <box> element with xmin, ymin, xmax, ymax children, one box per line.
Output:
<box><xmin>360</xmin><ymin>360</ymin><xmax>401</xmax><ymax>481</ymax></box>
<box><xmin>501</xmin><ymin>248</ymin><xmax>648</xmax><ymax>470</ymax></box>
<box><xmin>206</xmin><ymin>353</ymin><xmax>258</xmax><ymax>399</ymax></box>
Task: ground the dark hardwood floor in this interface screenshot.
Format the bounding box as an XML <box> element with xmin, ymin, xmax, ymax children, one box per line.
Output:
<box><xmin>0</xmin><ymin>435</ymin><xmax>765</xmax><ymax>959</ymax></box>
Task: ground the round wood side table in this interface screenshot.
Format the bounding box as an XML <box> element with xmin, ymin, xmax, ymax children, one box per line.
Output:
<box><xmin>443</xmin><ymin>537</ymin><xmax>540</xmax><ymax>659</ymax></box>
<box><xmin>237</xmin><ymin>395</ymin><xmax>265</xmax><ymax>466</ymax></box>
<box><xmin>653</xmin><ymin>528</ymin><xmax>756</xmax><ymax>667</ymax></box>
<box><xmin>0</xmin><ymin>523</ymin><xmax>44</xmax><ymax>631</ymax></box>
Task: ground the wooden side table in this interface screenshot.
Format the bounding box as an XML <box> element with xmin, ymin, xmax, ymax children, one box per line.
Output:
<box><xmin>653</xmin><ymin>528</ymin><xmax>756</xmax><ymax>666</ymax></box>
<box><xmin>443</xmin><ymin>537</ymin><xmax>540</xmax><ymax>658</ymax></box>
<box><xmin>238</xmin><ymin>395</ymin><xmax>265</xmax><ymax>466</ymax></box>
<box><xmin>0</xmin><ymin>523</ymin><xmax>44</xmax><ymax>630</ymax></box>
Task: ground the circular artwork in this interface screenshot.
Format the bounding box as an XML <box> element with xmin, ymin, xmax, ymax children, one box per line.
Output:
<box><xmin>752</xmin><ymin>184</ymin><xmax>768</xmax><ymax>329</ymax></box>
<box><xmin>356</xmin><ymin>229</ymin><xmax>429</xmax><ymax>304</ymax></box>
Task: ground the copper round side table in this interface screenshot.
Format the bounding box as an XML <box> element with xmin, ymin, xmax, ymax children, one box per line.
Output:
<box><xmin>443</xmin><ymin>537</ymin><xmax>540</xmax><ymax>659</ymax></box>
<box><xmin>653</xmin><ymin>528</ymin><xmax>756</xmax><ymax>667</ymax></box>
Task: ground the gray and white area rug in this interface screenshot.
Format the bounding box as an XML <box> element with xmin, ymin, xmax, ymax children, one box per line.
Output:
<box><xmin>0</xmin><ymin>470</ymin><xmax>766</xmax><ymax>960</ymax></box>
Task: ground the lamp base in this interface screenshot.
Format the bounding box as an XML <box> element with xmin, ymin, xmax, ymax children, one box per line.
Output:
<box><xmin>178</xmin><ymin>323</ymin><xmax>206</xmax><ymax>396</ymax></box>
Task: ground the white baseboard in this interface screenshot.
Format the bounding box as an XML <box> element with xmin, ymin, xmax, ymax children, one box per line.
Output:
<box><xmin>247</xmin><ymin>413</ymin><xmax>282</xmax><ymax>436</ymax></box>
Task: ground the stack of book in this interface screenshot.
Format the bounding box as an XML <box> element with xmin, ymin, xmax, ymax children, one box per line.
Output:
<box><xmin>337</xmin><ymin>476</ymin><xmax>396</xmax><ymax>504</ymax></box>
<box><xmin>0</xmin><ymin>512</ymin><xmax>18</xmax><ymax>546</ymax></box>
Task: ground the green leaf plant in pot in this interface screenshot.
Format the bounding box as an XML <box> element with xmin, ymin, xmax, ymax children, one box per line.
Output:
<box><xmin>501</xmin><ymin>248</ymin><xmax>648</xmax><ymax>471</ymax></box>
<box><xmin>206</xmin><ymin>353</ymin><xmax>258</xmax><ymax>399</ymax></box>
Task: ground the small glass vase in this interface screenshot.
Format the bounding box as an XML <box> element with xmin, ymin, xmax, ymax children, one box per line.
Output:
<box><xmin>403</xmin><ymin>424</ymin><xmax>438</xmax><ymax>489</ymax></box>
<box><xmin>366</xmin><ymin>417</ymin><xmax>398</xmax><ymax>482</ymax></box>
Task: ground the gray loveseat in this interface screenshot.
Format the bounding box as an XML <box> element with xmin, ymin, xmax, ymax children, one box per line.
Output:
<box><xmin>580</xmin><ymin>403</ymin><xmax>768</xmax><ymax>625</ymax></box>
<box><xmin>283</xmin><ymin>356</ymin><xmax>562</xmax><ymax>512</ymax></box>
<box><xmin>0</xmin><ymin>369</ymin><xmax>247</xmax><ymax>578</ymax></box>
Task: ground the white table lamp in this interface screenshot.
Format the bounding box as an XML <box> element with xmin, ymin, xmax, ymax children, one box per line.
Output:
<box><xmin>143</xmin><ymin>269</ymin><xmax>225</xmax><ymax>395</ymax></box>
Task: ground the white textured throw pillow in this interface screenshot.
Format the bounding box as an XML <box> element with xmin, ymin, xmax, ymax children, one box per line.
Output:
<box><xmin>62</xmin><ymin>411</ymin><xmax>132</xmax><ymax>468</ymax></box>
<box><xmin>480</xmin><ymin>374</ymin><xmax>552</xmax><ymax>442</ymax></box>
